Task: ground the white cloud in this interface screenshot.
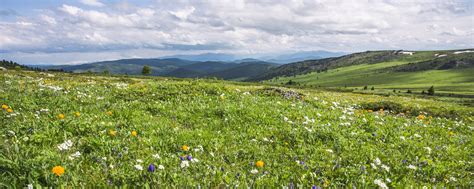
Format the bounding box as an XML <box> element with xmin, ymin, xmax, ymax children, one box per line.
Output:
<box><xmin>80</xmin><ymin>0</ymin><xmax>105</xmax><ymax>7</ymax></box>
<box><xmin>0</xmin><ymin>0</ymin><xmax>473</xmax><ymax>64</ymax></box>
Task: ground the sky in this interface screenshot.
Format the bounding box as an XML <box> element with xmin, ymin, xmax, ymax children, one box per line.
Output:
<box><xmin>0</xmin><ymin>0</ymin><xmax>473</xmax><ymax>65</ymax></box>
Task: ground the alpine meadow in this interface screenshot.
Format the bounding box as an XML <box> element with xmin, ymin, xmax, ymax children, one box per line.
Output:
<box><xmin>1</xmin><ymin>0</ymin><xmax>473</xmax><ymax>188</ymax></box>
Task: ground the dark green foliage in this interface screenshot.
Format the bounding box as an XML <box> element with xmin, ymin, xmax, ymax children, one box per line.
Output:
<box><xmin>428</xmin><ymin>86</ymin><xmax>435</xmax><ymax>96</ymax></box>
<box><xmin>371</xmin><ymin>86</ymin><xmax>375</xmax><ymax>90</ymax></box>
<box><xmin>407</xmin><ymin>90</ymin><xmax>412</xmax><ymax>93</ymax></box>
<box><xmin>363</xmin><ymin>86</ymin><xmax>368</xmax><ymax>90</ymax></box>
<box><xmin>142</xmin><ymin>66</ymin><xmax>151</xmax><ymax>75</ymax></box>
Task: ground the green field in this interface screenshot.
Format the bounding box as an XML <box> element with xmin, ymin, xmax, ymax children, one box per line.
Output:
<box><xmin>266</xmin><ymin>60</ymin><xmax>474</xmax><ymax>96</ymax></box>
<box><xmin>1</xmin><ymin>70</ymin><xmax>473</xmax><ymax>187</ymax></box>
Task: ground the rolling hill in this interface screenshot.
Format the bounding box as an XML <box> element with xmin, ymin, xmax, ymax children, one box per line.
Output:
<box><xmin>261</xmin><ymin>49</ymin><xmax>474</xmax><ymax>96</ymax></box>
<box><xmin>47</xmin><ymin>58</ymin><xmax>277</xmax><ymax>80</ymax></box>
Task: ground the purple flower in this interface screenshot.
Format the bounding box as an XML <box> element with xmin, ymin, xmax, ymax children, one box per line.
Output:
<box><xmin>148</xmin><ymin>164</ymin><xmax>155</xmax><ymax>172</ymax></box>
<box><xmin>179</xmin><ymin>156</ymin><xmax>185</xmax><ymax>161</ymax></box>
<box><xmin>187</xmin><ymin>155</ymin><xmax>192</xmax><ymax>161</ymax></box>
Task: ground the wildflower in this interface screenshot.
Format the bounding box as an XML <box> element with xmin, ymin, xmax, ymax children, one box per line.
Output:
<box><xmin>250</xmin><ymin>169</ymin><xmax>258</xmax><ymax>174</ymax></box>
<box><xmin>6</xmin><ymin>108</ymin><xmax>13</xmax><ymax>113</ymax></box>
<box><xmin>187</xmin><ymin>155</ymin><xmax>192</xmax><ymax>161</ymax></box>
<box><xmin>179</xmin><ymin>156</ymin><xmax>185</xmax><ymax>161</ymax></box>
<box><xmin>417</xmin><ymin>115</ymin><xmax>425</xmax><ymax>120</ymax></box>
<box><xmin>180</xmin><ymin>160</ymin><xmax>190</xmax><ymax>168</ymax></box>
<box><xmin>74</xmin><ymin>112</ymin><xmax>80</xmax><ymax>117</ymax></box>
<box><xmin>158</xmin><ymin>165</ymin><xmax>165</xmax><ymax>170</ymax></box>
<box><xmin>381</xmin><ymin>164</ymin><xmax>390</xmax><ymax>172</ymax></box>
<box><xmin>448</xmin><ymin>131</ymin><xmax>454</xmax><ymax>136</ymax></box>
<box><xmin>68</xmin><ymin>151</ymin><xmax>81</xmax><ymax>160</ymax></box>
<box><xmin>255</xmin><ymin>160</ymin><xmax>265</xmax><ymax>168</ymax></box>
<box><xmin>152</xmin><ymin>154</ymin><xmax>161</xmax><ymax>159</ymax></box>
<box><xmin>136</xmin><ymin>159</ymin><xmax>143</xmax><ymax>163</ymax></box>
<box><xmin>134</xmin><ymin>164</ymin><xmax>143</xmax><ymax>171</ymax></box>
<box><xmin>182</xmin><ymin>145</ymin><xmax>189</xmax><ymax>151</ymax></box>
<box><xmin>109</xmin><ymin>130</ymin><xmax>117</xmax><ymax>136</ymax></box>
<box><xmin>424</xmin><ymin>147</ymin><xmax>432</xmax><ymax>154</ymax></box>
<box><xmin>52</xmin><ymin>166</ymin><xmax>65</xmax><ymax>176</ymax></box>
<box><xmin>2</xmin><ymin>104</ymin><xmax>8</xmax><ymax>109</ymax></box>
<box><xmin>148</xmin><ymin>164</ymin><xmax>155</xmax><ymax>172</ymax></box>
<box><xmin>131</xmin><ymin>131</ymin><xmax>137</xmax><ymax>137</ymax></box>
<box><xmin>374</xmin><ymin>179</ymin><xmax>388</xmax><ymax>189</ymax></box>
<box><xmin>326</xmin><ymin>149</ymin><xmax>334</xmax><ymax>153</ymax></box>
<box><xmin>57</xmin><ymin>113</ymin><xmax>65</xmax><ymax>119</ymax></box>
<box><xmin>408</xmin><ymin>165</ymin><xmax>417</xmax><ymax>170</ymax></box>
<box><xmin>414</xmin><ymin>134</ymin><xmax>422</xmax><ymax>138</ymax></box>
<box><xmin>367</xmin><ymin>110</ymin><xmax>373</xmax><ymax>113</ymax></box>
<box><xmin>57</xmin><ymin>140</ymin><xmax>73</xmax><ymax>151</ymax></box>
<box><xmin>106</xmin><ymin>111</ymin><xmax>113</xmax><ymax>116</ymax></box>
<box><xmin>220</xmin><ymin>94</ymin><xmax>225</xmax><ymax>100</ymax></box>
<box><xmin>374</xmin><ymin>158</ymin><xmax>382</xmax><ymax>165</ymax></box>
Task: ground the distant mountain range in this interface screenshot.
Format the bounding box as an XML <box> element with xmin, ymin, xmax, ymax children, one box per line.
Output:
<box><xmin>158</xmin><ymin>50</ymin><xmax>346</xmax><ymax>63</ymax></box>
<box><xmin>41</xmin><ymin>50</ymin><xmax>346</xmax><ymax>80</ymax></box>
<box><xmin>46</xmin><ymin>58</ymin><xmax>277</xmax><ymax>81</ymax></box>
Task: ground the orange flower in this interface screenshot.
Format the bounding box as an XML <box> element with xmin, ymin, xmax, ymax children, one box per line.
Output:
<box><xmin>52</xmin><ymin>166</ymin><xmax>65</xmax><ymax>176</ymax></box>
<box><xmin>367</xmin><ymin>110</ymin><xmax>373</xmax><ymax>113</ymax></box>
<box><xmin>1</xmin><ymin>104</ymin><xmax>8</xmax><ymax>109</ymax></box>
<box><xmin>131</xmin><ymin>131</ymin><xmax>137</xmax><ymax>137</ymax></box>
<box><xmin>417</xmin><ymin>115</ymin><xmax>425</xmax><ymax>120</ymax></box>
<box><xmin>74</xmin><ymin>112</ymin><xmax>81</xmax><ymax>117</ymax></box>
<box><xmin>255</xmin><ymin>160</ymin><xmax>265</xmax><ymax>168</ymax></box>
<box><xmin>6</xmin><ymin>108</ymin><xmax>13</xmax><ymax>113</ymax></box>
<box><xmin>57</xmin><ymin>113</ymin><xmax>65</xmax><ymax>119</ymax></box>
<box><xmin>182</xmin><ymin>145</ymin><xmax>189</xmax><ymax>151</ymax></box>
<box><xmin>106</xmin><ymin>111</ymin><xmax>113</xmax><ymax>116</ymax></box>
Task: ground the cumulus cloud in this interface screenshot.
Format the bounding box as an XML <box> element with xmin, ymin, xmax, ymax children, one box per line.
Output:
<box><xmin>0</xmin><ymin>0</ymin><xmax>473</xmax><ymax>64</ymax></box>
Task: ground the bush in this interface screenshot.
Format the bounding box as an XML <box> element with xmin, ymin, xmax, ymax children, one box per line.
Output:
<box><xmin>428</xmin><ymin>86</ymin><xmax>435</xmax><ymax>96</ymax></box>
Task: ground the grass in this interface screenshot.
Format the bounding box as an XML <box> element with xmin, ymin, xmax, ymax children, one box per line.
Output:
<box><xmin>0</xmin><ymin>70</ymin><xmax>473</xmax><ymax>187</ymax></box>
<box><xmin>266</xmin><ymin>60</ymin><xmax>474</xmax><ymax>96</ymax></box>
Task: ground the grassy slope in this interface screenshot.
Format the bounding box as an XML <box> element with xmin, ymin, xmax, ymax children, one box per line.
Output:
<box><xmin>266</xmin><ymin>51</ymin><xmax>474</xmax><ymax>95</ymax></box>
<box><xmin>0</xmin><ymin>70</ymin><xmax>472</xmax><ymax>187</ymax></box>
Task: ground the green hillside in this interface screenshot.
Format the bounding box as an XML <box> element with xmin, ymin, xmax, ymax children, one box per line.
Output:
<box><xmin>264</xmin><ymin>50</ymin><xmax>474</xmax><ymax>96</ymax></box>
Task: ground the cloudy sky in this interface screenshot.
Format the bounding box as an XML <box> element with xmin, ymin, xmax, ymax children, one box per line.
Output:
<box><xmin>1</xmin><ymin>0</ymin><xmax>473</xmax><ymax>65</ymax></box>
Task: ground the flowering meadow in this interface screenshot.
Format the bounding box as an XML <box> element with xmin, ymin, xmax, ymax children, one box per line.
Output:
<box><xmin>0</xmin><ymin>71</ymin><xmax>473</xmax><ymax>188</ymax></box>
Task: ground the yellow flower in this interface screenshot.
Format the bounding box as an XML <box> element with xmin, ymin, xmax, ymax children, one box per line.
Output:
<box><xmin>255</xmin><ymin>160</ymin><xmax>265</xmax><ymax>168</ymax></box>
<box><xmin>323</xmin><ymin>179</ymin><xmax>330</xmax><ymax>187</ymax></box>
<box><xmin>417</xmin><ymin>115</ymin><xmax>425</xmax><ymax>120</ymax></box>
<box><xmin>131</xmin><ymin>131</ymin><xmax>137</xmax><ymax>137</ymax></box>
<box><xmin>367</xmin><ymin>110</ymin><xmax>373</xmax><ymax>113</ymax></box>
<box><xmin>57</xmin><ymin>113</ymin><xmax>65</xmax><ymax>119</ymax></box>
<box><xmin>106</xmin><ymin>111</ymin><xmax>113</xmax><ymax>116</ymax></box>
<box><xmin>1</xmin><ymin>104</ymin><xmax>8</xmax><ymax>109</ymax></box>
<box><xmin>449</xmin><ymin>131</ymin><xmax>454</xmax><ymax>136</ymax></box>
<box><xmin>6</xmin><ymin>108</ymin><xmax>13</xmax><ymax>113</ymax></box>
<box><xmin>379</xmin><ymin>108</ymin><xmax>384</xmax><ymax>112</ymax></box>
<box><xmin>52</xmin><ymin>166</ymin><xmax>65</xmax><ymax>176</ymax></box>
<box><xmin>182</xmin><ymin>145</ymin><xmax>189</xmax><ymax>151</ymax></box>
<box><xmin>109</xmin><ymin>130</ymin><xmax>117</xmax><ymax>136</ymax></box>
<box><xmin>75</xmin><ymin>112</ymin><xmax>80</xmax><ymax>117</ymax></box>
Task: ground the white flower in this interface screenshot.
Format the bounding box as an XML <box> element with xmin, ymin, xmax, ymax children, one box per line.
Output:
<box><xmin>386</xmin><ymin>178</ymin><xmax>391</xmax><ymax>183</ymax></box>
<box><xmin>326</xmin><ymin>149</ymin><xmax>333</xmax><ymax>153</ymax></box>
<box><xmin>381</xmin><ymin>164</ymin><xmax>390</xmax><ymax>172</ymax></box>
<box><xmin>158</xmin><ymin>165</ymin><xmax>165</xmax><ymax>170</ymax></box>
<box><xmin>414</xmin><ymin>134</ymin><xmax>422</xmax><ymax>138</ymax></box>
<box><xmin>371</xmin><ymin>163</ymin><xmax>377</xmax><ymax>169</ymax></box>
<box><xmin>400</xmin><ymin>136</ymin><xmax>405</xmax><ymax>140</ymax></box>
<box><xmin>180</xmin><ymin>160</ymin><xmax>190</xmax><ymax>168</ymax></box>
<box><xmin>424</xmin><ymin>147</ymin><xmax>432</xmax><ymax>154</ymax></box>
<box><xmin>374</xmin><ymin>158</ymin><xmax>382</xmax><ymax>165</ymax></box>
<box><xmin>449</xmin><ymin>177</ymin><xmax>457</xmax><ymax>182</ymax></box>
<box><xmin>250</xmin><ymin>169</ymin><xmax>258</xmax><ymax>174</ymax></box>
<box><xmin>191</xmin><ymin>158</ymin><xmax>199</xmax><ymax>163</ymax></box>
<box><xmin>193</xmin><ymin>145</ymin><xmax>204</xmax><ymax>152</ymax></box>
<box><xmin>152</xmin><ymin>154</ymin><xmax>161</xmax><ymax>159</ymax></box>
<box><xmin>408</xmin><ymin>165</ymin><xmax>417</xmax><ymax>170</ymax></box>
<box><xmin>136</xmin><ymin>159</ymin><xmax>143</xmax><ymax>163</ymax></box>
<box><xmin>243</xmin><ymin>92</ymin><xmax>250</xmax><ymax>95</ymax></box>
<box><xmin>374</xmin><ymin>179</ymin><xmax>388</xmax><ymax>189</ymax></box>
<box><xmin>27</xmin><ymin>184</ymin><xmax>33</xmax><ymax>189</ymax></box>
<box><xmin>57</xmin><ymin>140</ymin><xmax>73</xmax><ymax>151</ymax></box>
<box><xmin>134</xmin><ymin>165</ymin><xmax>143</xmax><ymax>171</ymax></box>
<box><xmin>68</xmin><ymin>151</ymin><xmax>81</xmax><ymax>160</ymax></box>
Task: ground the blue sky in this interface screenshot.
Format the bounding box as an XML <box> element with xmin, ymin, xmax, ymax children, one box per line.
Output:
<box><xmin>1</xmin><ymin>0</ymin><xmax>473</xmax><ymax>65</ymax></box>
